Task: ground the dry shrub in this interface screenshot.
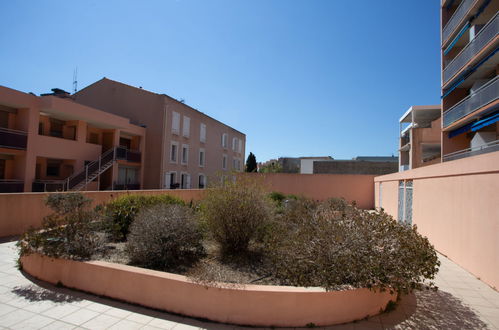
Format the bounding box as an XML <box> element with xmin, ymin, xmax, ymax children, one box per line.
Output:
<box><xmin>200</xmin><ymin>175</ymin><xmax>273</xmax><ymax>255</ymax></box>
<box><xmin>126</xmin><ymin>204</ymin><xmax>205</xmax><ymax>271</ymax></box>
<box><xmin>105</xmin><ymin>194</ymin><xmax>185</xmax><ymax>241</ymax></box>
<box><xmin>18</xmin><ymin>193</ymin><xmax>98</xmax><ymax>260</ymax></box>
<box><xmin>266</xmin><ymin>198</ymin><xmax>440</xmax><ymax>293</ymax></box>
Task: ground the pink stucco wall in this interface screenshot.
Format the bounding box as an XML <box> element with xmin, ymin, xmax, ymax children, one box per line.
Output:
<box><xmin>0</xmin><ymin>189</ymin><xmax>205</xmax><ymax>238</ymax></box>
<box><xmin>252</xmin><ymin>173</ymin><xmax>375</xmax><ymax>209</ymax></box>
<box><xmin>21</xmin><ymin>253</ymin><xmax>396</xmax><ymax>327</ymax></box>
<box><xmin>375</xmin><ymin>152</ymin><xmax>499</xmax><ymax>290</ymax></box>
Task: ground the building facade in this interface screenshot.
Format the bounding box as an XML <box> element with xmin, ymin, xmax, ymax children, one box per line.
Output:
<box><xmin>399</xmin><ymin>105</ymin><xmax>442</xmax><ymax>171</ymax></box>
<box><xmin>440</xmin><ymin>0</ymin><xmax>499</xmax><ymax>161</ymax></box>
<box><xmin>74</xmin><ymin>78</ymin><xmax>245</xmax><ymax>190</ymax></box>
<box><xmin>0</xmin><ymin>86</ymin><xmax>145</xmax><ymax>193</ymax></box>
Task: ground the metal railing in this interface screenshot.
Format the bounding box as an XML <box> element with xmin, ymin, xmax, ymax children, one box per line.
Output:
<box><xmin>113</xmin><ymin>183</ymin><xmax>140</xmax><ymax>190</ymax></box>
<box><xmin>32</xmin><ymin>180</ymin><xmax>66</xmax><ymax>192</ymax></box>
<box><xmin>443</xmin><ymin>139</ymin><xmax>499</xmax><ymax>161</ymax></box>
<box><xmin>115</xmin><ymin>146</ymin><xmax>141</xmax><ymax>163</ymax></box>
<box><xmin>0</xmin><ymin>179</ymin><xmax>24</xmax><ymax>193</ymax></box>
<box><xmin>66</xmin><ymin>147</ymin><xmax>116</xmax><ymax>190</ymax></box>
<box><xmin>0</xmin><ymin>127</ymin><xmax>28</xmax><ymax>150</ymax></box>
<box><xmin>443</xmin><ymin>13</ymin><xmax>499</xmax><ymax>84</ymax></box>
<box><xmin>442</xmin><ymin>0</ymin><xmax>475</xmax><ymax>44</ymax></box>
<box><xmin>443</xmin><ymin>75</ymin><xmax>499</xmax><ymax>127</ymax></box>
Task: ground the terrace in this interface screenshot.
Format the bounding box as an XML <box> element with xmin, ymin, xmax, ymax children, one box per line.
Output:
<box><xmin>0</xmin><ymin>240</ymin><xmax>497</xmax><ymax>329</ymax></box>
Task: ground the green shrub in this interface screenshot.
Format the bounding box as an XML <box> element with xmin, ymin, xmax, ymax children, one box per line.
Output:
<box><xmin>105</xmin><ymin>194</ymin><xmax>185</xmax><ymax>240</ymax></box>
<box><xmin>266</xmin><ymin>198</ymin><xmax>440</xmax><ymax>293</ymax></box>
<box><xmin>201</xmin><ymin>176</ymin><xmax>273</xmax><ymax>255</ymax></box>
<box><xmin>18</xmin><ymin>193</ymin><xmax>98</xmax><ymax>259</ymax></box>
<box><xmin>126</xmin><ymin>204</ymin><xmax>205</xmax><ymax>271</ymax></box>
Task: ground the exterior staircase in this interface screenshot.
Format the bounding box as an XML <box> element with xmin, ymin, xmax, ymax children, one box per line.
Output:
<box><xmin>32</xmin><ymin>146</ymin><xmax>141</xmax><ymax>192</ymax></box>
<box><xmin>65</xmin><ymin>147</ymin><xmax>116</xmax><ymax>191</ymax></box>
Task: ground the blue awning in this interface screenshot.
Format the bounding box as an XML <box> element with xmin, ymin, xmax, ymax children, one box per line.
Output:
<box><xmin>471</xmin><ymin>112</ymin><xmax>499</xmax><ymax>132</ymax></box>
<box><xmin>449</xmin><ymin>122</ymin><xmax>473</xmax><ymax>138</ymax></box>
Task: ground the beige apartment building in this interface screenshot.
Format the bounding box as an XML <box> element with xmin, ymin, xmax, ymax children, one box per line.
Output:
<box><xmin>74</xmin><ymin>78</ymin><xmax>245</xmax><ymax>190</ymax></box>
<box><xmin>398</xmin><ymin>105</ymin><xmax>442</xmax><ymax>171</ymax></box>
<box><xmin>0</xmin><ymin>86</ymin><xmax>145</xmax><ymax>193</ymax></box>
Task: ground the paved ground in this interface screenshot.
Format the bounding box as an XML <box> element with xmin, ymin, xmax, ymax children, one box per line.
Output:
<box><xmin>0</xmin><ymin>238</ymin><xmax>498</xmax><ymax>330</ymax></box>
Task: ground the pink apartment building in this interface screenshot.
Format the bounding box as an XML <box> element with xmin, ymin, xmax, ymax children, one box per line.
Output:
<box><xmin>74</xmin><ymin>78</ymin><xmax>246</xmax><ymax>190</ymax></box>
<box><xmin>0</xmin><ymin>86</ymin><xmax>145</xmax><ymax>193</ymax></box>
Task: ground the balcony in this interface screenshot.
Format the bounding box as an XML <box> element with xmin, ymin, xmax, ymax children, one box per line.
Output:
<box><xmin>442</xmin><ymin>0</ymin><xmax>475</xmax><ymax>44</ymax></box>
<box><xmin>443</xmin><ymin>13</ymin><xmax>499</xmax><ymax>85</ymax></box>
<box><xmin>0</xmin><ymin>127</ymin><xmax>28</xmax><ymax>150</ymax></box>
<box><xmin>32</xmin><ymin>180</ymin><xmax>66</xmax><ymax>192</ymax></box>
<box><xmin>0</xmin><ymin>180</ymin><xmax>24</xmax><ymax>193</ymax></box>
<box><xmin>115</xmin><ymin>146</ymin><xmax>141</xmax><ymax>163</ymax></box>
<box><xmin>113</xmin><ymin>183</ymin><xmax>140</xmax><ymax>190</ymax></box>
<box><xmin>443</xmin><ymin>76</ymin><xmax>499</xmax><ymax>128</ymax></box>
<box><xmin>443</xmin><ymin>139</ymin><xmax>499</xmax><ymax>161</ymax></box>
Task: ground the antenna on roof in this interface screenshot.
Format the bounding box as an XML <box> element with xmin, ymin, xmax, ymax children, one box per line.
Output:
<box><xmin>72</xmin><ymin>67</ymin><xmax>78</xmax><ymax>94</ymax></box>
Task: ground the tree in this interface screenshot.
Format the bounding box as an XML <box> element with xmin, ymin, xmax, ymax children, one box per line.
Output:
<box><xmin>245</xmin><ymin>152</ymin><xmax>257</xmax><ymax>172</ymax></box>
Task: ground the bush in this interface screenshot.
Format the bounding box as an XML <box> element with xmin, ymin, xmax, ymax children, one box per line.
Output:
<box><xmin>105</xmin><ymin>194</ymin><xmax>185</xmax><ymax>240</ymax></box>
<box><xmin>18</xmin><ymin>193</ymin><xmax>98</xmax><ymax>259</ymax></box>
<box><xmin>126</xmin><ymin>204</ymin><xmax>205</xmax><ymax>271</ymax></box>
<box><xmin>201</xmin><ymin>176</ymin><xmax>273</xmax><ymax>254</ymax></box>
<box><xmin>266</xmin><ymin>198</ymin><xmax>440</xmax><ymax>293</ymax></box>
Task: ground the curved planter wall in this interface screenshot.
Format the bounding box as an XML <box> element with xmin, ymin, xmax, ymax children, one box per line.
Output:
<box><xmin>21</xmin><ymin>254</ymin><xmax>396</xmax><ymax>327</ymax></box>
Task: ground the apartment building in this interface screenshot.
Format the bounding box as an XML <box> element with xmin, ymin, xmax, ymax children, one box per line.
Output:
<box><xmin>441</xmin><ymin>0</ymin><xmax>499</xmax><ymax>162</ymax></box>
<box><xmin>0</xmin><ymin>86</ymin><xmax>145</xmax><ymax>193</ymax></box>
<box><xmin>74</xmin><ymin>78</ymin><xmax>245</xmax><ymax>190</ymax></box>
<box><xmin>399</xmin><ymin>105</ymin><xmax>442</xmax><ymax>171</ymax></box>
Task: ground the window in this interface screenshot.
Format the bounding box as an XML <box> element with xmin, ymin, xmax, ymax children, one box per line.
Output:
<box><xmin>222</xmin><ymin>154</ymin><xmax>227</xmax><ymax>170</ymax></box>
<box><xmin>233</xmin><ymin>158</ymin><xmax>241</xmax><ymax>171</ymax></box>
<box><xmin>164</xmin><ymin>171</ymin><xmax>177</xmax><ymax>189</ymax></box>
<box><xmin>221</xmin><ymin>133</ymin><xmax>228</xmax><ymax>148</ymax></box>
<box><xmin>0</xmin><ymin>159</ymin><xmax>5</xmax><ymax>180</ymax></box>
<box><xmin>170</xmin><ymin>142</ymin><xmax>178</xmax><ymax>163</ymax></box>
<box><xmin>181</xmin><ymin>144</ymin><xmax>189</xmax><ymax>164</ymax></box>
<box><xmin>198</xmin><ymin>174</ymin><xmax>206</xmax><ymax>189</ymax></box>
<box><xmin>232</xmin><ymin>137</ymin><xmax>237</xmax><ymax>151</ymax></box>
<box><xmin>172</xmin><ymin>111</ymin><xmax>180</xmax><ymax>134</ymax></box>
<box><xmin>46</xmin><ymin>159</ymin><xmax>62</xmax><ymax>177</ymax></box>
<box><xmin>183</xmin><ymin>116</ymin><xmax>190</xmax><ymax>137</ymax></box>
<box><xmin>89</xmin><ymin>133</ymin><xmax>99</xmax><ymax>145</ymax></box>
<box><xmin>49</xmin><ymin>119</ymin><xmax>64</xmax><ymax>138</ymax></box>
<box><xmin>200</xmin><ymin>123</ymin><xmax>206</xmax><ymax>142</ymax></box>
<box><xmin>238</xmin><ymin>138</ymin><xmax>242</xmax><ymax>153</ymax></box>
<box><xmin>199</xmin><ymin>148</ymin><xmax>205</xmax><ymax>167</ymax></box>
<box><xmin>181</xmin><ymin>173</ymin><xmax>191</xmax><ymax>189</ymax></box>
<box><xmin>119</xmin><ymin>137</ymin><xmax>131</xmax><ymax>149</ymax></box>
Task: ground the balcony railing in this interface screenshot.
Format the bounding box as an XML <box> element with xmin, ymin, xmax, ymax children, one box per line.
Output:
<box><xmin>115</xmin><ymin>146</ymin><xmax>141</xmax><ymax>163</ymax></box>
<box><xmin>32</xmin><ymin>180</ymin><xmax>66</xmax><ymax>192</ymax></box>
<box><xmin>442</xmin><ymin>0</ymin><xmax>475</xmax><ymax>44</ymax></box>
<box><xmin>0</xmin><ymin>180</ymin><xmax>24</xmax><ymax>193</ymax></box>
<box><xmin>0</xmin><ymin>127</ymin><xmax>28</xmax><ymax>150</ymax></box>
<box><xmin>443</xmin><ymin>139</ymin><xmax>499</xmax><ymax>161</ymax></box>
<box><xmin>443</xmin><ymin>76</ymin><xmax>499</xmax><ymax>127</ymax></box>
<box><xmin>443</xmin><ymin>13</ymin><xmax>499</xmax><ymax>84</ymax></box>
<box><xmin>113</xmin><ymin>182</ymin><xmax>140</xmax><ymax>190</ymax></box>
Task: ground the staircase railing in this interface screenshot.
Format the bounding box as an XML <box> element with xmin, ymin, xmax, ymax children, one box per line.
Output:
<box><xmin>66</xmin><ymin>147</ymin><xmax>116</xmax><ymax>191</ymax></box>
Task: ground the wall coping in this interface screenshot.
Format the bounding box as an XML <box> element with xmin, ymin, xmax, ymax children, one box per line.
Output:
<box><xmin>375</xmin><ymin>151</ymin><xmax>499</xmax><ymax>182</ymax></box>
<box><xmin>21</xmin><ymin>253</ymin><xmax>396</xmax><ymax>327</ymax></box>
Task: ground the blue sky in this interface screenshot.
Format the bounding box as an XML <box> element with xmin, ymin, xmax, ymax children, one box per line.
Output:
<box><xmin>0</xmin><ymin>0</ymin><xmax>441</xmax><ymax>162</ymax></box>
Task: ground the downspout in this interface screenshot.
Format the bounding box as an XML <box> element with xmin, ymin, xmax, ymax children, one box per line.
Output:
<box><xmin>160</xmin><ymin>97</ymin><xmax>169</xmax><ymax>189</ymax></box>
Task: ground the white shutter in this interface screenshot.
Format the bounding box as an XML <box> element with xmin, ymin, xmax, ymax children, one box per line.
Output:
<box><xmin>238</xmin><ymin>138</ymin><xmax>242</xmax><ymax>153</ymax></box>
<box><xmin>187</xmin><ymin>174</ymin><xmax>191</xmax><ymax>189</ymax></box>
<box><xmin>200</xmin><ymin>123</ymin><xmax>206</xmax><ymax>142</ymax></box>
<box><xmin>164</xmin><ymin>172</ymin><xmax>171</xmax><ymax>189</ymax></box>
<box><xmin>183</xmin><ymin>116</ymin><xmax>190</xmax><ymax>137</ymax></box>
<box><xmin>172</xmin><ymin>112</ymin><xmax>180</xmax><ymax>134</ymax></box>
